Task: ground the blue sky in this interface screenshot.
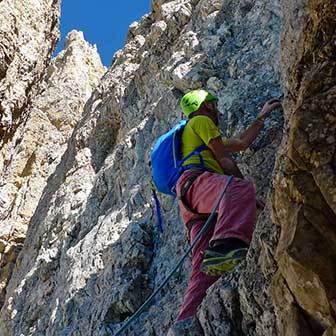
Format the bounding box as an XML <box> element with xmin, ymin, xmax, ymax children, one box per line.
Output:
<box><xmin>55</xmin><ymin>1</ymin><xmax>151</xmax><ymax>66</ymax></box>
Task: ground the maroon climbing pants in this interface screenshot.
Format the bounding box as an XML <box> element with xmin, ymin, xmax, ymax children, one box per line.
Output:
<box><xmin>175</xmin><ymin>170</ymin><xmax>256</xmax><ymax>321</ymax></box>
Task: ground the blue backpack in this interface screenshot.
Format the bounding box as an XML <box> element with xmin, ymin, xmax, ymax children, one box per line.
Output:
<box><xmin>150</xmin><ymin>120</ymin><xmax>207</xmax><ymax>231</ymax></box>
<box><xmin>151</xmin><ymin>120</ymin><xmax>207</xmax><ymax>195</ymax></box>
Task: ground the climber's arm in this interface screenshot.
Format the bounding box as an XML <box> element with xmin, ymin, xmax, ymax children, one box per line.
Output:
<box><xmin>207</xmin><ymin>137</ymin><xmax>244</xmax><ymax>178</ymax></box>
<box><xmin>221</xmin><ymin>99</ymin><xmax>282</xmax><ymax>153</ymax></box>
<box><xmin>221</xmin><ymin>120</ymin><xmax>264</xmax><ymax>152</ymax></box>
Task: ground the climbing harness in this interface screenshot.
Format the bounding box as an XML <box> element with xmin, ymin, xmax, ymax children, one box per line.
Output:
<box><xmin>111</xmin><ymin>175</ymin><xmax>233</xmax><ymax>335</ymax></box>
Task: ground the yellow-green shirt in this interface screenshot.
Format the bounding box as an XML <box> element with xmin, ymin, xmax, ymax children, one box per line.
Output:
<box><xmin>181</xmin><ymin>115</ymin><xmax>225</xmax><ymax>174</ymax></box>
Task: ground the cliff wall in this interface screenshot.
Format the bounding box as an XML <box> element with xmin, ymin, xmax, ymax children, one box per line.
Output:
<box><xmin>0</xmin><ymin>0</ymin><xmax>61</xmax><ymax>141</ymax></box>
<box><xmin>0</xmin><ymin>0</ymin><xmax>334</xmax><ymax>335</ymax></box>
<box><xmin>0</xmin><ymin>0</ymin><xmax>105</xmax><ymax>314</ymax></box>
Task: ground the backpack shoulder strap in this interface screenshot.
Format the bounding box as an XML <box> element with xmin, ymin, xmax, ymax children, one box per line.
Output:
<box><xmin>180</xmin><ymin>144</ymin><xmax>207</xmax><ymax>166</ymax></box>
<box><xmin>178</xmin><ymin>119</ymin><xmax>208</xmax><ymax>168</ymax></box>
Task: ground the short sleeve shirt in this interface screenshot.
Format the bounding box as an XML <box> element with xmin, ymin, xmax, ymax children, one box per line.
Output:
<box><xmin>181</xmin><ymin>115</ymin><xmax>225</xmax><ymax>174</ymax></box>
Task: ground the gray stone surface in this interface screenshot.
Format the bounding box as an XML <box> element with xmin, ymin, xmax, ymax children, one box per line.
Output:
<box><xmin>0</xmin><ymin>29</ymin><xmax>105</xmax><ymax>309</ymax></box>
<box><xmin>0</xmin><ymin>0</ymin><xmax>61</xmax><ymax>140</ymax></box>
<box><xmin>0</xmin><ymin>0</ymin><xmax>334</xmax><ymax>335</ymax></box>
<box><xmin>0</xmin><ymin>0</ymin><xmax>282</xmax><ymax>334</ymax></box>
<box><xmin>271</xmin><ymin>0</ymin><xmax>336</xmax><ymax>334</ymax></box>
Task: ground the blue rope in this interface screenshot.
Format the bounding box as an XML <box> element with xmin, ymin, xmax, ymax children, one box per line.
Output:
<box><xmin>152</xmin><ymin>188</ymin><xmax>164</xmax><ymax>233</ymax></box>
<box><xmin>111</xmin><ymin>175</ymin><xmax>234</xmax><ymax>335</ymax></box>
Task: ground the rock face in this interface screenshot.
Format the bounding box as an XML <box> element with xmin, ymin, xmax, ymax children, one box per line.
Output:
<box><xmin>0</xmin><ymin>0</ymin><xmax>335</xmax><ymax>335</ymax></box>
<box><xmin>0</xmin><ymin>0</ymin><xmax>61</xmax><ymax>141</ymax></box>
<box><xmin>0</xmin><ymin>29</ymin><xmax>105</xmax><ymax>308</ymax></box>
<box><xmin>0</xmin><ymin>0</ymin><xmax>60</xmax><ymax>310</ymax></box>
<box><xmin>271</xmin><ymin>0</ymin><xmax>336</xmax><ymax>334</ymax></box>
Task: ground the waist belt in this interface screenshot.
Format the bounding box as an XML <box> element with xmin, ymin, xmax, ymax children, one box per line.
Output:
<box><xmin>178</xmin><ymin>170</ymin><xmax>218</xmax><ymax>241</ymax></box>
<box><xmin>178</xmin><ymin>170</ymin><xmax>209</xmax><ymax>218</ymax></box>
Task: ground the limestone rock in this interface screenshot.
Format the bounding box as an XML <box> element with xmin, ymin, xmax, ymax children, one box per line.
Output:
<box><xmin>0</xmin><ymin>0</ymin><xmax>61</xmax><ymax>140</ymax></box>
<box><xmin>0</xmin><ymin>0</ymin><xmax>282</xmax><ymax>335</ymax></box>
<box><xmin>271</xmin><ymin>0</ymin><xmax>336</xmax><ymax>334</ymax></box>
<box><xmin>0</xmin><ymin>30</ymin><xmax>105</xmax><ymax>308</ymax></box>
<box><xmin>0</xmin><ymin>0</ymin><xmax>335</xmax><ymax>335</ymax></box>
<box><xmin>167</xmin><ymin>317</ymin><xmax>204</xmax><ymax>335</ymax></box>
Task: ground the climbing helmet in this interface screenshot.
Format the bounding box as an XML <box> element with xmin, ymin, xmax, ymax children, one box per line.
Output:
<box><xmin>180</xmin><ymin>89</ymin><xmax>218</xmax><ymax>117</ymax></box>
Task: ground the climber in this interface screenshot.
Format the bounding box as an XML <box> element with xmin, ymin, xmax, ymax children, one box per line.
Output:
<box><xmin>175</xmin><ymin>89</ymin><xmax>281</xmax><ymax>323</ymax></box>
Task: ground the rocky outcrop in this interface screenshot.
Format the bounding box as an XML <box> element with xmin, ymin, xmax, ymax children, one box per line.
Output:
<box><xmin>0</xmin><ymin>0</ymin><xmax>60</xmax><ymax>310</ymax></box>
<box><xmin>0</xmin><ymin>0</ymin><xmax>61</xmax><ymax>142</ymax></box>
<box><xmin>0</xmin><ymin>30</ymin><xmax>105</xmax><ymax>308</ymax></box>
<box><xmin>0</xmin><ymin>0</ymin><xmax>334</xmax><ymax>335</ymax></box>
<box><xmin>0</xmin><ymin>0</ymin><xmax>283</xmax><ymax>335</ymax></box>
<box><xmin>271</xmin><ymin>0</ymin><xmax>336</xmax><ymax>334</ymax></box>
<box><xmin>198</xmin><ymin>1</ymin><xmax>336</xmax><ymax>336</ymax></box>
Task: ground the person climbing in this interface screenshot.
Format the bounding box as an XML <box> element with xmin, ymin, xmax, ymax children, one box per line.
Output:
<box><xmin>174</xmin><ymin>89</ymin><xmax>281</xmax><ymax>324</ymax></box>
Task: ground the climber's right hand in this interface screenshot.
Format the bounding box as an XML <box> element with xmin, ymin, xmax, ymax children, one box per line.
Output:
<box><xmin>258</xmin><ymin>98</ymin><xmax>282</xmax><ymax>121</ymax></box>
